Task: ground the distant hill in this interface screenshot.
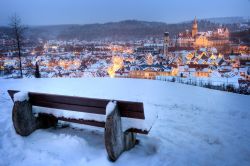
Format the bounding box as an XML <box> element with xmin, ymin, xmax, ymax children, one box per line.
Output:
<box><xmin>204</xmin><ymin>16</ymin><xmax>250</xmax><ymax>24</ymax></box>
<box><xmin>0</xmin><ymin>18</ymin><xmax>244</xmax><ymax>41</ymax></box>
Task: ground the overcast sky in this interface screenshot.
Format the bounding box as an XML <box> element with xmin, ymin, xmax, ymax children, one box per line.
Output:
<box><xmin>0</xmin><ymin>0</ymin><xmax>250</xmax><ymax>26</ymax></box>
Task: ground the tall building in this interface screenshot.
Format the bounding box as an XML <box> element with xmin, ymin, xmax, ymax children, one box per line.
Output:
<box><xmin>164</xmin><ymin>32</ymin><xmax>170</xmax><ymax>56</ymax></box>
<box><xmin>192</xmin><ymin>17</ymin><xmax>198</xmax><ymax>38</ymax></box>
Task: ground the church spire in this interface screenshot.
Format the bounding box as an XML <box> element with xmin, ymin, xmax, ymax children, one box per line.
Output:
<box><xmin>192</xmin><ymin>16</ymin><xmax>198</xmax><ymax>38</ymax></box>
<box><xmin>194</xmin><ymin>16</ymin><xmax>197</xmax><ymax>25</ymax></box>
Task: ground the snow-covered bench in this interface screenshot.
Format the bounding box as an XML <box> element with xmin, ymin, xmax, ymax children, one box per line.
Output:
<box><xmin>8</xmin><ymin>90</ymin><xmax>150</xmax><ymax>161</ymax></box>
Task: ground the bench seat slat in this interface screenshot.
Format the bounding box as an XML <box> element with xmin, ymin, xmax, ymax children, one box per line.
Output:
<box><xmin>118</xmin><ymin>102</ymin><xmax>144</xmax><ymax>113</ymax></box>
<box><xmin>30</xmin><ymin>93</ymin><xmax>145</xmax><ymax>114</ymax></box>
<box><xmin>127</xmin><ymin>128</ymin><xmax>149</xmax><ymax>135</ymax></box>
<box><xmin>57</xmin><ymin>116</ymin><xmax>106</xmax><ymax>128</ymax></box>
<box><xmin>30</xmin><ymin>92</ymin><xmax>109</xmax><ymax>108</ymax></box>
<box><xmin>120</xmin><ymin>110</ymin><xmax>145</xmax><ymax>119</ymax></box>
<box><xmin>33</xmin><ymin>100</ymin><xmax>145</xmax><ymax>118</ymax></box>
<box><xmin>40</xmin><ymin>113</ymin><xmax>149</xmax><ymax>134</ymax></box>
<box><xmin>8</xmin><ymin>90</ymin><xmax>18</xmax><ymax>101</ymax></box>
<box><xmin>32</xmin><ymin>100</ymin><xmax>106</xmax><ymax>114</ymax></box>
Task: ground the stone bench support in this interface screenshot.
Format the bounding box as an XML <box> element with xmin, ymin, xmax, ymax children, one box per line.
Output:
<box><xmin>12</xmin><ymin>100</ymin><xmax>57</xmax><ymax>136</ymax></box>
<box><xmin>104</xmin><ymin>102</ymin><xmax>136</xmax><ymax>161</ymax></box>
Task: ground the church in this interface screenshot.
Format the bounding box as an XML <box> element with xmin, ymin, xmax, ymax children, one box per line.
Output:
<box><xmin>176</xmin><ymin>17</ymin><xmax>230</xmax><ymax>48</ymax></box>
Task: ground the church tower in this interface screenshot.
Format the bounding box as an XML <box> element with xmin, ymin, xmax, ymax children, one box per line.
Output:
<box><xmin>192</xmin><ymin>17</ymin><xmax>198</xmax><ymax>38</ymax></box>
<box><xmin>164</xmin><ymin>32</ymin><xmax>170</xmax><ymax>56</ymax></box>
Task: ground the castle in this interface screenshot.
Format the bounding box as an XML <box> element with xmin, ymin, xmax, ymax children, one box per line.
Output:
<box><xmin>176</xmin><ymin>17</ymin><xmax>230</xmax><ymax>48</ymax></box>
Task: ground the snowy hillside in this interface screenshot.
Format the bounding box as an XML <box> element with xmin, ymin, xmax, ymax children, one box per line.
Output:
<box><xmin>0</xmin><ymin>78</ymin><xmax>250</xmax><ymax>166</ymax></box>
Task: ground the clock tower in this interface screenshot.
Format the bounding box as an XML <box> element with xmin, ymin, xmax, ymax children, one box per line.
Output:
<box><xmin>192</xmin><ymin>17</ymin><xmax>198</xmax><ymax>38</ymax></box>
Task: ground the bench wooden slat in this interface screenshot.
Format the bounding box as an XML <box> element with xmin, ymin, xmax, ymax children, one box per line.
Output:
<box><xmin>30</xmin><ymin>92</ymin><xmax>109</xmax><ymax>108</ymax></box>
<box><xmin>7</xmin><ymin>90</ymin><xmax>18</xmax><ymax>102</ymax></box>
<box><xmin>40</xmin><ymin>113</ymin><xmax>149</xmax><ymax>134</ymax></box>
<box><xmin>8</xmin><ymin>90</ymin><xmax>145</xmax><ymax>119</ymax></box>
<box><xmin>32</xmin><ymin>100</ymin><xmax>145</xmax><ymax>119</ymax></box>
<box><xmin>32</xmin><ymin>100</ymin><xmax>106</xmax><ymax>114</ymax></box>
<box><xmin>117</xmin><ymin>101</ymin><xmax>144</xmax><ymax>113</ymax></box>
<box><xmin>61</xmin><ymin>117</ymin><xmax>149</xmax><ymax>134</ymax></box>
<box><xmin>30</xmin><ymin>93</ymin><xmax>144</xmax><ymax>114</ymax></box>
<box><xmin>127</xmin><ymin>128</ymin><xmax>149</xmax><ymax>135</ymax></box>
<box><xmin>120</xmin><ymin>110</ymin><xmax>145</xmax><ymax>119</ymax></box>
<box><xmin>56</xmin><ymin>116</ymin><xmax>106</xmax><ymax>128</ymax></box>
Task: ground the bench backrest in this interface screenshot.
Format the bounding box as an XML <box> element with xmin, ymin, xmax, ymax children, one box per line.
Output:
<box><xmin>8</xmin><ymin>90</ymin><xmax>145</xmax><ymax>119</ymax></box>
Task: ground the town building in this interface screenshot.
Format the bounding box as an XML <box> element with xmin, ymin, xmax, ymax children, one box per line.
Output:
<box><xmin>176</xmin><ymin>17</ymin><xmax>230</xmax><ymax>48</ymax></box>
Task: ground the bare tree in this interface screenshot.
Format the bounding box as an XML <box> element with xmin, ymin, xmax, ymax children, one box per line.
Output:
<box><xmin>9</xmin><ymin>14</ymin><xmax>25</xmax><ymax>78</ymax></box>
<box><xmin>34</xmin><ymin>62</ymin><xmax>41</xmax><ymax>78</ymax></box>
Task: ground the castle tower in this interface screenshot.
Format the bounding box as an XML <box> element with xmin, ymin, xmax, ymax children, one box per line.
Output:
<box><xmin>164</xmin><ymin>32</ymin><xmax>170</xmax><ymax>56</ymax></box>
<box><xmin>192</xmin><ymin>17</ymin><xmax>198</xmax><ymax>38</ymax></box>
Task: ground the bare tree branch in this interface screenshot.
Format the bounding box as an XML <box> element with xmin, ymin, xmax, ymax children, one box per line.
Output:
<box><xmin>9</xmin><ymin>14</ymin><xmax>25</xmax><ymax>78</ymax></box>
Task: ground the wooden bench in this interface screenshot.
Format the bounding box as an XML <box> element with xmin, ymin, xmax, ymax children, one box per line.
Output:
<box><xmin>8</xmin><ymin>90</ymin><xmax>149</xmax><ymax>161</ymax></box>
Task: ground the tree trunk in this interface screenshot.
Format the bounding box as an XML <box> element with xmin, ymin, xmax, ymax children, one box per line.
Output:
<box><xmin>17</xmin><ymin>40</ymin><xmax>23</xmax><ymax>78</ymax></box>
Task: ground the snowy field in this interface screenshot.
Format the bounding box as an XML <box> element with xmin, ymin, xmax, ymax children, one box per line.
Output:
<box><xmin>156</xmin><ymin>76</ymin><xmax>240</xmax><ymax>87</ymax></box>
<box><xmin>0</xmin><ymin>77</ymin><xmax>250</xmax><ymax>166</ymax></box>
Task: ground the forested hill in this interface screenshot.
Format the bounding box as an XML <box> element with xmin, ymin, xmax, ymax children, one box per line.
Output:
<box><xmin>0</xmin><ymin>19</ymin><xmax>243</xmax><ymax>41</ymax></box>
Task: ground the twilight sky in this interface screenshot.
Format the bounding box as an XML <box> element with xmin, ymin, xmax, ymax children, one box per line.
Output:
<box><xmin>0</xmin><ymin>0</ymin><xmax>250</xmax><ymax>26</ymax></box>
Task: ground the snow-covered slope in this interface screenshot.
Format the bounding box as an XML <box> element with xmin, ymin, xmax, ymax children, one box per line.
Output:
<box><xmin>0</xmin><ymin>78</ymin><xmax>250</xmax><ymax>166</ymax></box>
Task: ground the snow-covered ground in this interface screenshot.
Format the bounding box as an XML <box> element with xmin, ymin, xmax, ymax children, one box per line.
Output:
<box><xmin>0</xmin><ymin>78</ymin><xmax>250</xmax><ymax>166</ymax></box>
<box><xmin>156</xmin><ymin>76</ymin><xmax>240</xmax><ymax>87</ymax></box>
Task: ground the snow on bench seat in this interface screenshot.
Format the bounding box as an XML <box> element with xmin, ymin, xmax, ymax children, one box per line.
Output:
<box><xmin>32</xmin><ymin>105</ymin><xmax>154</xmax><ymax>133</ymax></box>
